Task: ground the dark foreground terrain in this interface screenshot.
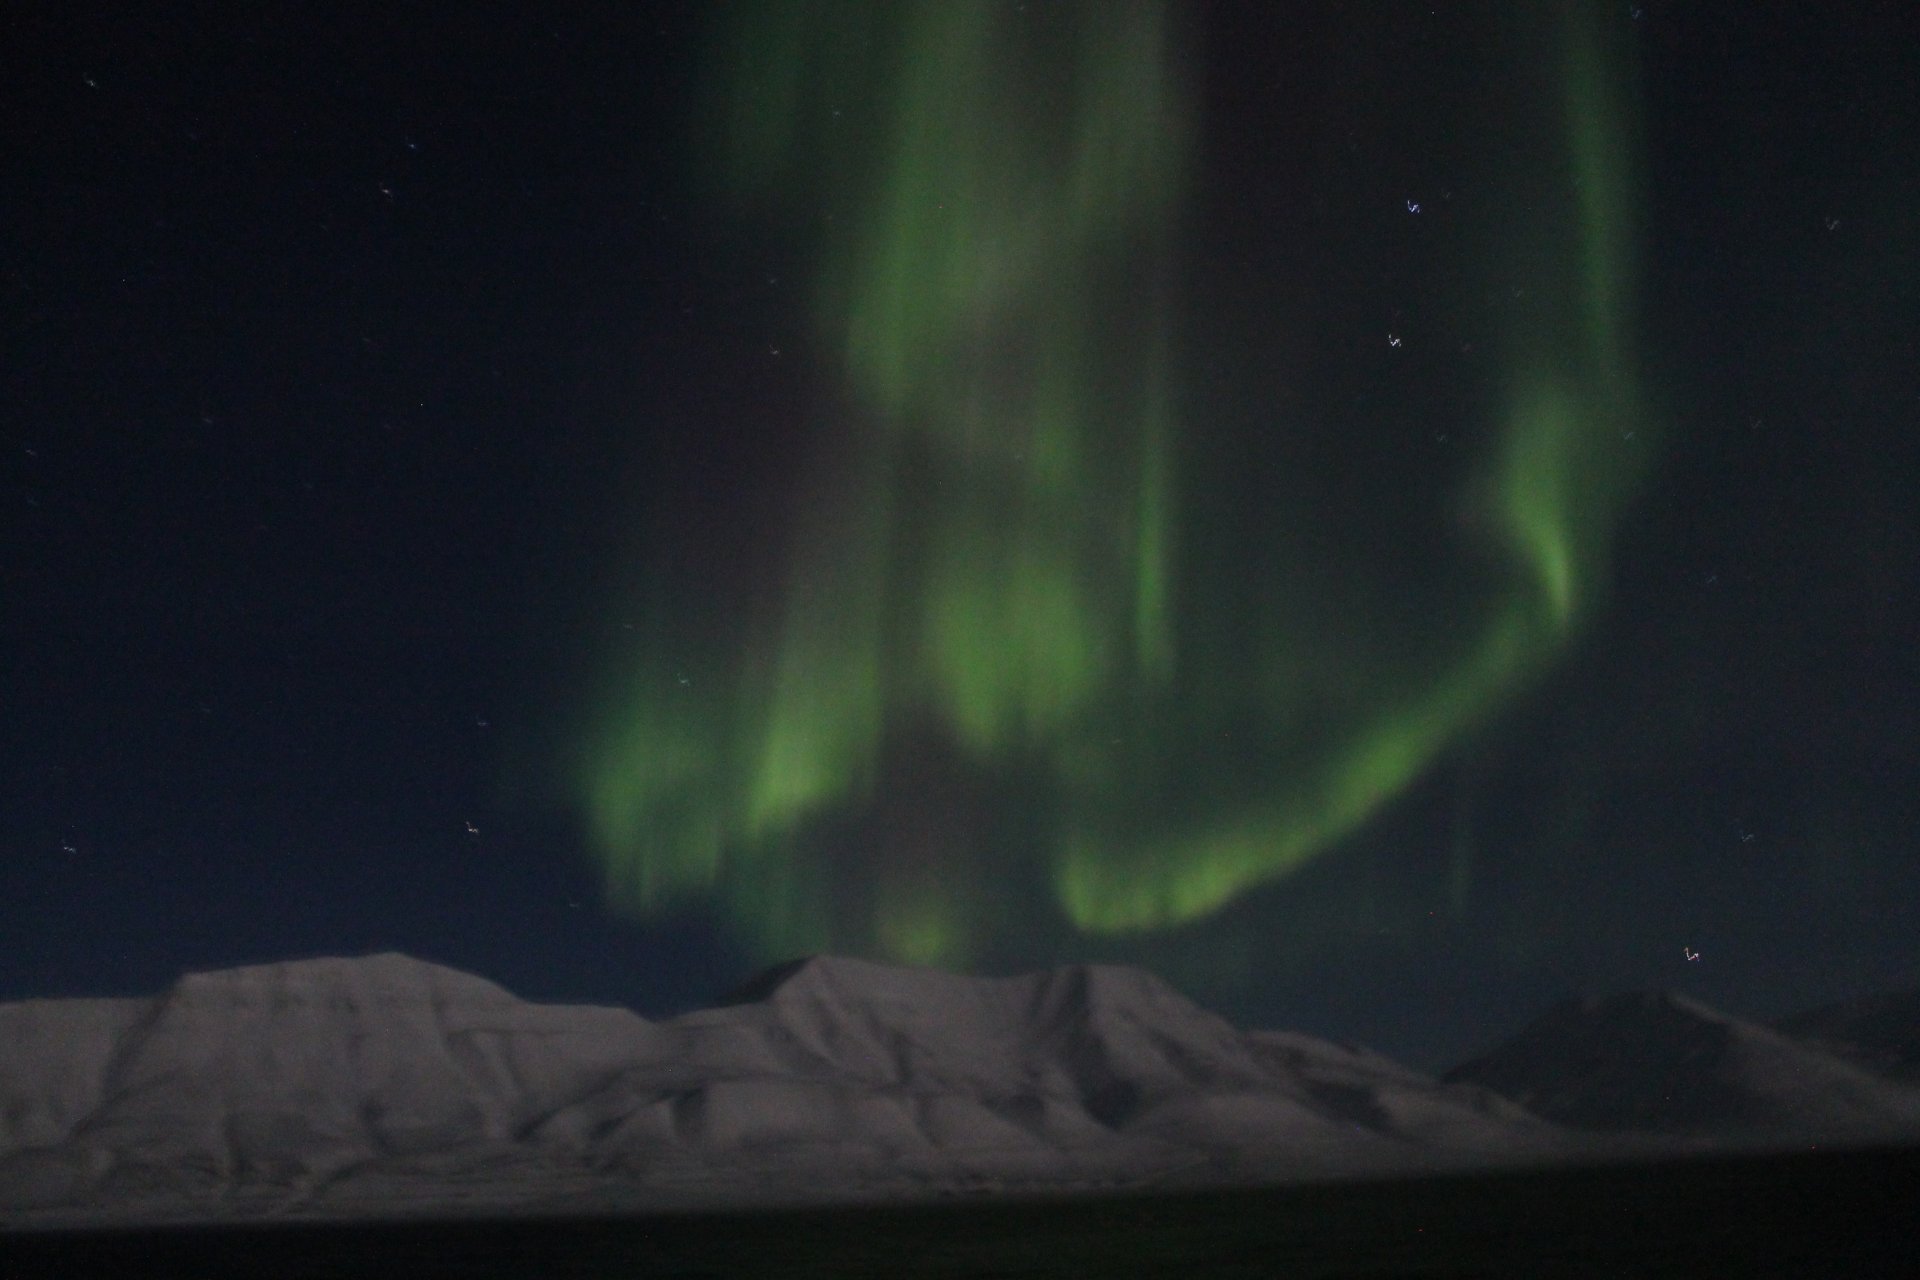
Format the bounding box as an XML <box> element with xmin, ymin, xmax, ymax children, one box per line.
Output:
<box><xmin>4</xmin><ymin>1142</ymin><xmax>1914</xmax><ymax>1279</ymax></box>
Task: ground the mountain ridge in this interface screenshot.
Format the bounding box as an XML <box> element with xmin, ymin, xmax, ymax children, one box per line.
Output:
<box><xmin>3</xmin><ymin>952</ymin><xmax>1916</xmax><ymax>1226</ymax></box>
<box><xmin>1444</xmin><ymin>985</ymin><xmax>1920</xmax><ymax>1137</ymax></box>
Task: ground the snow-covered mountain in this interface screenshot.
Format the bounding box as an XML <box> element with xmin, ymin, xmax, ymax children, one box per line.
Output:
<box><xmin>1772</xmin><ymin>987</ymin><xmax>1920</xmax><ymax>1085</ymax></box>
<box><xmin>1443</xmin><ymin>989</ymin><xmax>1920</xmax><ymax>1139</ymax></box>
<box><xmin>0</xmin><ymin>952</ymin><xmax>1574</xmax><ymax>1224</ymax></box>
<box><xmin>4</xmin><ymin>954</ymin><xmax>1914</xmax><ymax>1227</ymax></box>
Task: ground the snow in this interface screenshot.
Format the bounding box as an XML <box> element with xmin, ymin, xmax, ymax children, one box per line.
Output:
<box><xmin>1773</xmin><ymin>987</ymin><xmax>1920</xmax><ymax>1084</ymax></box>
<box><xmin>1444</xmin><ymin>989</ymin><xmax>1920</xmax><ymax>1140</ymax></box>
<box><xmin>3</xmin><ymin>953</ymin><xmax>1915</xmax><ymax>1226</ymax></box>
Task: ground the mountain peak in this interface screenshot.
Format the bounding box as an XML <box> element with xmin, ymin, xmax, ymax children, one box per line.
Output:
<box><xmin>718</xmin><ymin>953</ymin><xmax>907</xmax><ymax>1004</ymax></box>
<box><xmin>1446</xmin><ymin>986</ymin><xmax>1920</xmax><ymax>1136</ymax></box>
<box><xmin>164</xmin><ymin>950</ymin><xmax>522</xmax><ymax>1006</ymax></box>
<box><xmin>8</xmin><ymin>952</ymin><xmax>1920</xmax><ymax>1226</ymax></box>
<box><xmin>720</xmin><ymin>954</ymin><xmax>1199</xmax><ymax>1019</ymax></box>
<box><xmin>1774</xmin><ymin>987</ymin><xmax>1920</xmax><ymax>1083</ymax></box>
<box><xmin>1557</xmin><ymin>989</ymin><xmax>1727</xmax><ymax>1023</ymax></box>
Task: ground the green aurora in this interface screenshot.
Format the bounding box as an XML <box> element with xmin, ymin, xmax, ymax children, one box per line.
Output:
<box><xmin>573</xmin><ymin>1</ymin><xmax>1648</xmax><ymax>966</ymax></box>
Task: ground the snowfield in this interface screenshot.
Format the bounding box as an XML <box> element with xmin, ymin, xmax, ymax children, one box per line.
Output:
<box><xmin>3</xmin><ymin>952</ymin><xmax>1915</xmax><ymax>1226</ymax></box>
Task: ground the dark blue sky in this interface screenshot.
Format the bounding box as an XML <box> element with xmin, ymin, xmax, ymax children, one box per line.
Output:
<box><xmin>4</xmin><ymin>1</ymin><xmax>1916</xmax><ymax>1071</ymax></box>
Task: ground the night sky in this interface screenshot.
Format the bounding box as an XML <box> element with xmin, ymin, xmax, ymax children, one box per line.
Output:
<box><xmin>5</xmin><ymin>1</ymin><xmax>1917</xmax><ymax>1072</ymax></box>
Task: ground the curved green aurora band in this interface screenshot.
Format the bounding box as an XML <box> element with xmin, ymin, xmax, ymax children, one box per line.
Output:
<box><xmin>574</xmin><ymin>1</ymin><xmax>1647</xmax><ymax>963</ymax></box>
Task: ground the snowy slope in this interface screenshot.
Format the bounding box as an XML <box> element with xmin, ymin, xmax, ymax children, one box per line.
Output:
<box><xmin>1443</xmin><ymin>990</ymin><xmax>1920</xmax><ymax>1139</ymax></box>
<box><xmin>1773</xmin><ymin>987</ymin><xmax>1920</xmax><ymax>1084</ymax></box>
<box><xmin>0</xmin><ymin>952</ymin><xmax>1579</xmax><ymax>1224</ymax></box>
<box><xmin>0</xmin><ymin>996</ymin><xmax>148</xmax><ymax>1152</ymax></box>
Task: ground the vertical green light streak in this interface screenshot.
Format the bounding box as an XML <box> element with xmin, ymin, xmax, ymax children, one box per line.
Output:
<box><xmin>1057</xmin><ymin>1</ymin><xmax>1648</xmax><ymax>930</ymax></box>
<box><xmin>574</xmin><ymin>1</ymin><xmax>1647</xmax><ymax>958</ymax></box>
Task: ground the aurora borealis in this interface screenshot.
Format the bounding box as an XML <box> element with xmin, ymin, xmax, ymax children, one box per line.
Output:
<box><xmin>576</xmin><ymin>1</ymin><xmax>1650</xmax><ymax>963</ymax></box>
<box><xmin>9</xmin><ymin>0</ymin><xmax>1916</xmax><ymax>1076</ymax></box>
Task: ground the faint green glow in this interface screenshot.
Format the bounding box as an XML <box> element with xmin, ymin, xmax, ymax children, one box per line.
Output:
<box><xmin>574</xmin><ymin>1</ymin><xmax>1647</xmax><ymax>960</ymax></box>
<box><xmin>1057</xmin><ymin>2</ymin><xmax>1646</xmax><ymax>931</ymax></box>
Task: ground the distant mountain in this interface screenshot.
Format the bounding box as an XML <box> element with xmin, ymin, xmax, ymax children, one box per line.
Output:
<box><xmin>7</xmin><ymin>955</ymin><xmax>1916</xmax><ymax>1228</ymax></box>
<box><xmin>0</xmin><ymin>952</ymin><xmax>1577</xmax><ymax>1226</ymax></box>
<box><xmin>1773</xmin><ymin>987</ymin><xmax>1920</xmax><ymax>1084</ymax></box>
<box><xmin>1443</xmin><ymin>990</ymin><xmax>1920</xmax><ymax>1139</ymax></box>
<box><xmin>0</xmin><ymin>953</ymin><xmax>668</xmax><ymax>1219</ymax></box>
<box><xmin>679</xmin><ymin>955</ymin><xmax>1557</xmax><ymax>1158</ymax></box>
